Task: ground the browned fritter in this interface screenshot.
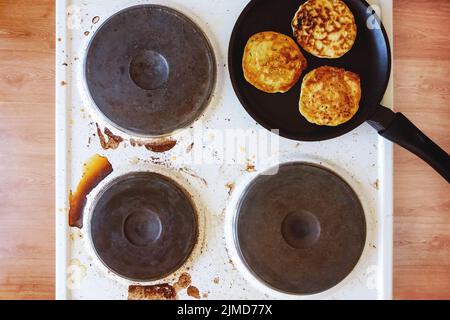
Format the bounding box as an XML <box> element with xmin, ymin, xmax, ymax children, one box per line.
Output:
<box><xmin>292</xmin><ymin>0</ymin><xmax>357</xmax><ymax>58</ymax></box>
<box><xmin>299</xmin><ymin>66</ymin><xmax>361</xmax><ymax>126</ymax></box>
<box><xmin>243</xmin><ymin>31</ymin><xmax>307</xmax><ymax>93</ymax></box>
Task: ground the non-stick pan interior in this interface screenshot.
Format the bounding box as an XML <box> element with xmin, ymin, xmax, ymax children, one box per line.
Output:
<box><xmin>228</xmin><ymin>0</ymin><xmax>391</xmax><ymax>141</ymax></box>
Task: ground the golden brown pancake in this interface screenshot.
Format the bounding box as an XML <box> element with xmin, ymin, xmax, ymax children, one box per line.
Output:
<box><xmin>292</xmin><ymin>0</ymin><xmax>357</xmax><ymax>58</ymax></box>
<box><xmin>243</xmin><ymin>31</ymin><xmax>307</xmax><ymax>93</ymax></box>
<box><xmin>299</xmin><ymin>66</ymin><xmax>361</xmax><ymax>126</ymax></box>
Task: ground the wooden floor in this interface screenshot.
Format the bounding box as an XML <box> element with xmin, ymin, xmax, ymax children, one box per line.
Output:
<box><xmin>0</xmin><ymin>0</ymin><xmax>448</xmax><ymax>299</ymax></box>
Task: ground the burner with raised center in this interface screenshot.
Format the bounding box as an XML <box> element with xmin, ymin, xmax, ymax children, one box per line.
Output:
<box><xmin>85</xmin><ymin>5</ymin><xmax>216</xmax><ymax>136</ymax></box>
<box><xmin>90</xmin><ymin>172</ymin><xmax>198</xmax><ymax>281</ymax></box>
<box><xmin>234</xmin><ymin>162</ymin><xmax>366</xmax><ymax>295</ymax></box>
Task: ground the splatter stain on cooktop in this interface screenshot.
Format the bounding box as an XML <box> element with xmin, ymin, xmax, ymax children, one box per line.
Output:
<box><xmin>130</xmin><ymin>138</ymin><xmax>177</xmax><ymax>153</ymax></box>
<box><xmin>96</xmin><ymin>123</ymin><xmax>123</xmax><ymax>150</ymax></box>
<box><xmin>69</xmin><ymin>154</ymin><xmax>113</xmax><ymax>229</ymax></box>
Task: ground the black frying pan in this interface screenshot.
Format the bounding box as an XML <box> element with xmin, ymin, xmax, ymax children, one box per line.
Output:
<box><xmin>228</xmin><ymin>0</ymin><xmax>450</xmax><ymax>182</ymax></box>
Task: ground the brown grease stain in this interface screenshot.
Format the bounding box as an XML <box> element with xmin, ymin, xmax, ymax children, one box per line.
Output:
<box><xmin>68</xmin><ymin>154</ymin><xmax>113</xmax><ymax>229</ymax></box>
<box><xmin>96</xmin><ymin>123</ymin><xmax>123</xmax><ymax>150</ymax></box>
<box><xmin>145</xmin><ymin>139</ymin><xmax>177</xmax><ymax>152</ymax></box>
<box><xmin>187</xmin><ymin>286</ymin><xmax>200</xmax><ymax>299</ymax></box>
<box><xmin>128</xmin><ymin>284</ymin><xmax>176</xmax><ymax>300</ymax></box>
<box><xmin>130</xmin><ymin>138</ymin><xmax>177</xmax><ymax>153</ymax></box>
<box><xmin>175</xmin><ymin>272</ymin><xmax>192</xmax><ymax>290</ymax></box>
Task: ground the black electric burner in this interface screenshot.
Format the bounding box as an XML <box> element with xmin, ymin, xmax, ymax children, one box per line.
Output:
<box><xmin>90</xmin><ymin>172</ymin><xmax>198</xmax><ymax>281</ymax></box>
<box><xmin>235</xmin><ymin>162</ymin><xmax>366</xmax><ymax>295</ymax></box>
<box><xmin>85</xmin><ymin>5</ymin><xmax>216</xmax><ymax>136</ymax></box>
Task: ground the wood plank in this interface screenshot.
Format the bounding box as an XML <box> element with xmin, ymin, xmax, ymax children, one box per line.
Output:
<box><xmin>393</xmin><ymin>0</ymin><xmax>450</xmax><ymax>300</ymax></box>
<box><xmin>0</xmin><ymin>0</ymin><xmax>55</xmax><ymax>300</ymax></box>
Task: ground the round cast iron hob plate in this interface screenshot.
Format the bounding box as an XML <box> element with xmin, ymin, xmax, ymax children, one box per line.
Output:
<box><xmin>85</xmin><ymin>5</ymin><xmax>216</xmax><ymax>136</ymax></box>
<box><xmin>90</xmin><ymin>172</ymin><xmax>198</xmax><ymax>281</ymax></box>
<box><xmin>235</xmin><ymin>162</ymin><xmax>366</xmax><ymax>295</ymax></box>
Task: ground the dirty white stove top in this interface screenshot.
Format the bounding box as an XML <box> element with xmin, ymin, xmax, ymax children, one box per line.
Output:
<box><xmin>55</xmin><ymin>0</ymin><xmax>393</xmax><ymax>300</ymax></box>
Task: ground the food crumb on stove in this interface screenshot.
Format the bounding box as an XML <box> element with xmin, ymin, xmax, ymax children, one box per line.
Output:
<box><xmin>61</xmin><ymin>81</ymin><xmax>67</xmax><ymax>86</ymax></box>
<box><xmin>202</xmin><ymin>292</ymin><xmax>209</xmax><ymax>298</ymax></box>
<box><xmin>92</xmin><ymin>16</ymin><xmax>100</xmax><ymax>24</ymax></box>
<box><xmin>225</xmin><ymin>182</ymin><xmax>235</xmax><ymax>196</ymax></box>
<box><xmin>186</xmin><ymin>142</ymin><xmax>194</xmax><ymax>153</ymax></box>
<box><xmin>213</xmin><ymin>276</ymin><xmax>220</xmax><ymax>284</ymax></box>
<box><xmin>84</xmin><ymin>31</ymin><xmax>90</xmax><ymax>36</ymax></box>
<box><xmin>371</xmin><ymin>179</ymin><xmax>379</xmax><ymax>190</ymax></box>
<box><xmin>245</xmin><ymin>163</ymin><xmax>256</xmax><ymax>172</ymax></box>
<box><xmin>128</xmin><ymin>284</ymin><xmax>177</xmax><ymax>300</ymax></box>
<box><xmin>129</xmin><ymin>138</ymin><xmax>138</xmax><ymax>147</ymax></box>
<box><xmin>187</xmin><ymin>286</ymin><xmax>201</xmax><ymax>299</ymax></box>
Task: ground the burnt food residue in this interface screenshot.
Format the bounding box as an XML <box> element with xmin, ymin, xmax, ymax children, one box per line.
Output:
<box><xmin>187</xmin><ymin>286</ymin><xmax>201</xmax><ymax>299</ymax></box>
<box><xmin>128</xmin><ymin>284</ymin><xmax>177</xmax><ymax>300</ymax></box>
<box><xmin>175</xmin><ymin>272</ymin><xmax>192</xmax><ymax>290</ymax></box>
<box><xmin>68</xmin><ymin>154</ymin><xmax>113</xmax><ymax>228</ymax></box>
<box><xmin>130</xmin><ymin>138</ymin><xmax>177</xmax><ymax>153</ymax></box>
<box><xmin>96</xmin><ymin>123</ymin><xmax>123</xmax><ymax>150</ymax></box>
<box><xmin>128</xmin><ymin>272</ymin><xmax>201</xmax><ymax>300</ymax></box>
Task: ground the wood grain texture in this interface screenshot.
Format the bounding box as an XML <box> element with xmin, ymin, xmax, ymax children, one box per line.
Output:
<box><xmin>0</xmin><ymin>0</ymin><xmax>448</xmax><ymax>299</ymax></box>
<box><xmin>0</xmin><ymin>0</ymin><xmax>55</xmax><ymax>299</ymax></box>
<box><xmin>393</xmin><ymin>0</ymin><xmax>450</xmax><ymax>300</ymax></box>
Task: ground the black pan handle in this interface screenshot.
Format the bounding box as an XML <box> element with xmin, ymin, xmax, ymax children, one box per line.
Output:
<box><xmin>368</xmin><ymin>105</ymin><xmax>450</xmax><ymax>183</ymax></box>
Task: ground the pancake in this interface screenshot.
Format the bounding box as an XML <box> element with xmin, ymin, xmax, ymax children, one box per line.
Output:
<box><xmin>292</xmin><ymin>0</ymin><xmax>357</xmax><ymax>58</ymax></box>
<box><xmin>299</xmin><ymin>66</ymin><xmax>361</xmax><ymax>126</ymax></box>
<box><xmin>242</xmin><ymin>31</ymin><xmax>307</xmax><ymax>93</ymax></box>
